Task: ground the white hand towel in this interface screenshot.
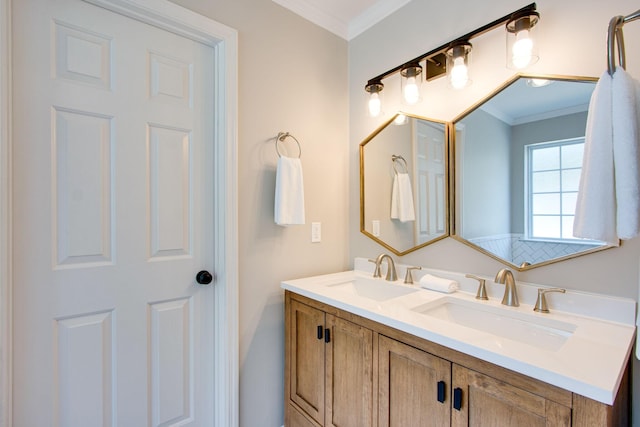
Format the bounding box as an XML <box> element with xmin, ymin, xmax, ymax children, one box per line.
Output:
<box><xmin>274</xmin><ymin>156</ymin><xmax>305</xmax><ymax>226</ymax></box>
<box><xmin>612</xmin><ymin>68</ymin><xmax>640</xmax><ymax>240</ymax></box>
<box><xmin>573</xmin><ymin>71</ymin><xmax>618</xmax><ymax>245</ymax></box>
<box><xmin>419</xmin><ymin>274</ymin><xmax>459</xmax><ymax>293</ymax></box>
<box><xmin>391</xmin><ymin>174</ymin><xmax>400</xmax><ymax>219</ymax></box>
<box><xmin>390</xmin><ymin>172</ymin><xmax>415</xmax><ymax>222</ymax></box>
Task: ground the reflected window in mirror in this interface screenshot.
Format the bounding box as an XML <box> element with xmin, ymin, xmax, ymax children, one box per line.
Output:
<box><xmin>526</xmin><ymin>137</ymin><xmax>584</xmax><ymax>240</ymax></box>
<box><xmin>452</xmin><ymin>75</ymin><xmax>613</xmax><ymax>270</ymax></box>
<box><xmin>360</xmin><ymin>113</ymin><xmax>449</xmax><ymax>255</ymax></box>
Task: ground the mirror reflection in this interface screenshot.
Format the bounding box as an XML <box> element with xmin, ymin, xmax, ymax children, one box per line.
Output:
<box><xmin>453</xmin><ymin>75</ymin><xmax>613</xmax><ymax>270</ymax></box>
<box><xmin>361</xmin><ymin>113</ymin><xmax>449</xmax><ymax>255</ymax></box>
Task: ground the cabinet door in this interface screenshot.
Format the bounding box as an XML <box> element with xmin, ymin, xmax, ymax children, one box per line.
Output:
<box><xmin>378</xmin><ymin>335</ymin><xmax>451</xmax><ymax>427</ymax></box>
<box><xmin>288</xmin><ymin>403</ymin><xmax>322</xmax><ymax>427</ymax></box>
<box><xmin>451</xmin><ymin>365</ymin><xmax>571</xmax><ymax>427</ymax></box>
<box><xmin>289</xmin><ymin>300</ymin><xmax>326</xmax><ymax>425</ymax></box>
<box><xmin>325</xmin><ymin>315</ymin><xmax>374</xmax><ymax>427</ymax></box>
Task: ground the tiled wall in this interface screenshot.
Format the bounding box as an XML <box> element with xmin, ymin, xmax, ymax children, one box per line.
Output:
<box><xmin>470</xmin><ymin>234</ymin><xmax>602</xmax><ymax>265</ymax></box>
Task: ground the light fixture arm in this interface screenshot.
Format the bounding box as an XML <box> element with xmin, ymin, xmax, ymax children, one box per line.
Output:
<box><xmin>365</xmin><ymin>2</ymin><xmax>537</xmax><ymax>89</ymax></box>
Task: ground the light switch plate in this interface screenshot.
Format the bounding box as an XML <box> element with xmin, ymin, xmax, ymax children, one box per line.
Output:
<box><xmin>372</xmin><ymin>220</ymin><xmax>380</xmax><ymax>237</ymax></box>
<box><xmin>311</xmin><ymin>222</ymin><xmax>321</xmax><ymax>243</ymax></box>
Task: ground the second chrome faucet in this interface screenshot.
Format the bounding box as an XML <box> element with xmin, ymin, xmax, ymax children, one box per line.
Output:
<box><xmin>372</xmin><ymin>253</ymin><xmax>397</xmax><ymax>281</ymax></box>
<box><xmin>494</xmin><ymin>268</ymin><xmax>519</xmax><ymax>307</ymax></box>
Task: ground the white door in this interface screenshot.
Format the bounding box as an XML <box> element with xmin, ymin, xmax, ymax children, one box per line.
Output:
<box><xmin>413</xmin><ymin>120</ymin><xmax>446</xmax><ymax>243</ymax></box>
<box><xmin>12</xmin><ymin>0</ymin><xmax>217</xmax><ymax>425</ymax></box>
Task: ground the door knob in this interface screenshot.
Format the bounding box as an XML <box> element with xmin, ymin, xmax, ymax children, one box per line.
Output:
<box><xmin>196</xmin><ymin>270</ymin><xmax>213</xmax><ymax>285</ymax></box>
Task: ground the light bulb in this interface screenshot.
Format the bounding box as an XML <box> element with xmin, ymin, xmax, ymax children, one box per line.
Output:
<box><xmin>527</xmin><ymin>78</ymin><xmax>551</xmax><ymax>87</ymax></box>
<box><xmin>450</xmin><ymin>56</ymin><xmax>469</xmax><ymax>90</ymax></box>
<box><xmin>368</xmin><ymin>92</ymin><xmax>381</xmax><ymax>117</ymax></box>
<box><xmin>512</xmin><ymin>29</ymin><xmax>533</xmax><ymax>69</ymax></box>
<box><xmin>403</xmin><ymin>76</ymin><xmax>420</xmax><ymax>105</ymax></box>
<box><xmin>394</xmin><ymin>114</ymin><xmax>407</xmax><ymax>125</ymax></box>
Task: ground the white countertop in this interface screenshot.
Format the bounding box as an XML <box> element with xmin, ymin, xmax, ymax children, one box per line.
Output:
<box><xmin>281</xmin><ymin>258</ymin><xmax>636</xmax><ymax>405</ymax></box>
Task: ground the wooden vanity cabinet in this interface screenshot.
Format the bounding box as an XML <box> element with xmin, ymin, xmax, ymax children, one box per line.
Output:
<box><xmin>285</xmin><ymin>291</ymin><xmax>630</xmax><ymax>427</ymax></box>
<box><xmin>286</xmin><ymin>298</ymin><xmax>374</xmax><ymax>427</ymax></box>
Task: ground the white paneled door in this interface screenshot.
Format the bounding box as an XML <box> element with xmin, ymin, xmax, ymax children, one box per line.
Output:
<box><xmin>12</xmin><ymin>0</ymin><xmax>219</xmax><ymax>425</ymax></box>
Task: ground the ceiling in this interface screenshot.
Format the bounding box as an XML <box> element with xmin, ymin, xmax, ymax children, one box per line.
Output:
<box><xmin>480</xmin><ymin>78</ymin><xmax>595</xmax><ymax>126</ymax></box>
<box><xmin>272</xmin><ymin>0</ymin><xmax>412</xmax><ymax>40</ymax></box>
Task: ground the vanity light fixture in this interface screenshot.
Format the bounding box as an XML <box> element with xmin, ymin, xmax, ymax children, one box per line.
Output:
<box><xmin>365</xmin><ymin>79</ymin><xmax>384</xmax><ymax>117</ymax></box>
<box><xmin>446</xmin><ymin>42</ymin><xmax>472</xmax><ymax>90</ymax></box>
<box><xmin>363</xmin><ymin>3</ymin><xmax>539</xmax><ymax>113</ymax></box>
<box><xmin>400</xmin><ymin>62</ymin><xmax>423</xmax><ymax>105</ymax></box>
<box><xmin>506</xmin><ymin>10</ymin><xmax>540</xmax><ymax>69</ymax></box>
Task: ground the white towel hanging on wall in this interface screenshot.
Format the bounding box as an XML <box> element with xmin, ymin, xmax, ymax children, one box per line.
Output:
<box><xmin>573</xmin><ymin>71</ymin><xmax>618</xmax><ymax>245</ymax></box>
<box><xmin>574</xmin><ymin>68</ymin><xmax>640</xmax><ymax>244</ymax></box>
<box><xmin>275</xmin><ymin>156</ymin><xmax>305</xmax><ymax>226</ymax></box>
<box><xmin>575</xmin><ymin>10</ymin><xmax>640</xmax><ymax>244</ymax></box>
<box><xmin>273</xmin><ymin>132</ymin><xmax>305</xmax><ymax>226</ymax></box>
<box><xmin>612</xmin><ymin>68</ymin><xmax>640</xmax><ymax>240</ymax></box>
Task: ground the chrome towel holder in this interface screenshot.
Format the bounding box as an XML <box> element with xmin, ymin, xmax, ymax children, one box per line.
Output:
<box><xmin>275</xmin><ymin>132</ymin><xmax>302</xmax><ymax>158</ymax></box>
<box><xmin>607</xmin><ymin>8</ymin><xmax>640</xmax><ymax>75</ymax></box>
<box><xmin>391</xmin><ymin>154</ymin><xmax>408</xmax><ymax>174</ymax></box>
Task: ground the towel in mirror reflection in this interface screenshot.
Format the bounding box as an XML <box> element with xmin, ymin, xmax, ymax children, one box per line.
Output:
<box><xmin>391</xmin><ymin>172</ymin><xmax>415</xmax><ymax>222</ymax></box>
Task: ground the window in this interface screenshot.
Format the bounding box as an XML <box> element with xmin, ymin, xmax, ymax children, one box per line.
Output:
<box><xmin>525</xmin><ymin>138</ymin><xmax>584</xmax><ymax>240</ymax></box>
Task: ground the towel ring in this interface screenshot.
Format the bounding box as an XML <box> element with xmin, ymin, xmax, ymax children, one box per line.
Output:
<box><xmin>392</xmin><ymin>154</ymin><xmax>408</xmax><ymax>174</ymax></box>
<box><xmin>607</xmin><ymin>9</ymin><xmax>640</xmax><ymax>75</ymax></box>
<box><xmin>607</xmin><ymin>15</ymin><xmax>626</xmax><ymax>75</ymax></box>
<box><xmin>276</xmin><ymin>132</ymin><xmax>302</xmax><ymax>158</ymax></box>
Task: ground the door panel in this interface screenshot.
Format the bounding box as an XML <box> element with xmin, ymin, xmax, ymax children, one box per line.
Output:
<box><xmin>55</xmin><ymin>310</ymin><xmax>115</xmax><ymax>426</ymax></box>
<box><xmin>451</xmin><ymin>365</ymin><xmax>571</xmax><ymax>427</ymax></box>
<box><xmin>378</xmin><ymin>335</ymin><xmax>451</xmax><ymax>427</ymax></box>
<box><xmin>12</xmin><ymin>0</ymin><xmax>215</xmax><ymax>425</ymax></box>
<box><xmin>53</xmin><ymin>107</ymin><xmax>114</xmax><ymax>267</ymax></box>
<box><xmin>325</xmin><ymin>314</ymin><xmax>373</xmax><ymax>427</ymax></box>
<box><xmin>148</xmin><ymin>297</ymin><xmax>194</xmax><ymax>426</ymax></box>
<box><xmin>289</xmin><ymin>300</ymin><xmax>326</xmax><ymax>425</ymax></box>
<box><xmin>148</xmin><ymin>124</ymin><xmax>192</xmax><ymax>258</ymax></box>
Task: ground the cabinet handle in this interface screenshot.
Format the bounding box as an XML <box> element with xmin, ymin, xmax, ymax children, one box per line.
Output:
<box><xmin>453</xmin><ymin>387</ymin><xmax>462</xmax><ymax>411</ymax></box>
<box><xmin>324</xmin><ymin>328</ymin><xmax>331</xmax><ymax>343</ymax></box>
<box><xmin>437</xmin><ymin>380</ymin><xmax>446</xmax><ymax>403</ymax></box>
<box><xmin>317</xmin><ymin>325</ymin><xmax>323</xmax><ymax>340</ymax></box>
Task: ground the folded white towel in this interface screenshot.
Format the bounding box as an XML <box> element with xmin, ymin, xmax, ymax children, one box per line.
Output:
<box><xmin>390</xmin><ymin>172</ymin><xmax>415</xmax><ymax>222</ymax></box>
<box><xmin>274</xmin><ymin>156</ymin><xmax>305</xmax><ymax>226</ymax></box>
<box><xmin>573</xmin><ymin>71</ymin><xmax>618</xmax><ymax>245</ymax></box>
<box><xmin>419</xmin><ymin>274</ymin><xmax>458</xmax><ymax>293</ymax></box>
<box><xmin>612</xmin><ymin>68</ymin><xmax>640</xmax><ymax>240</ymax></box>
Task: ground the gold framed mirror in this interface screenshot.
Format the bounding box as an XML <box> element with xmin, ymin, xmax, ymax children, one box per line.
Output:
<box><xmin>451</xmin><ymin>74</ymin><xmax>616</xmax><ymax>270</ymax></box>
<box><xmin>360</xmin><ymin>113</ymin><xmax>449</xmax><ymax>255</ymax></box>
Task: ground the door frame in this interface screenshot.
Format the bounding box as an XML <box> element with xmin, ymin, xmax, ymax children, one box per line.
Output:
<box><xmin>0</xmin><ymin>1</ymin><xmax>239</xmax><ymax>426</ymax></box>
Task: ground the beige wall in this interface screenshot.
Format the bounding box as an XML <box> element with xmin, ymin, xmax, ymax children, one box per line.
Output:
<box><xmin>349</xmin><ymin>0</ymin><xmax>640</xmax><ymax>423</ymax></box>
<box><xmin>170</xmin><ymin>1</ymin><xmax>348</xmax><ymax>426</ymax></box>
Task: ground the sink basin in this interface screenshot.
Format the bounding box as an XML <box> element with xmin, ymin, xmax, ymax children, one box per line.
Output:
<box><xmin>327</xmin><ymin>277</ymin><xmax>419</xmax><ymax>302</ymax></box>
<box><xmin>413</xmin><ymin>297</ymin><xmax>576</xmax><ymax>351</ymax></box>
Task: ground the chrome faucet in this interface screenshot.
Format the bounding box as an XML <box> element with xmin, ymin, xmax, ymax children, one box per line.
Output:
<box><xmin>465</xmin><ymin>274</ymin><xmax>488</xmax><ymax>300</ymax></box>
<box><xmin>373</xmin><ymin>254</ymin><xmax>397</xmax><ymax>281</ymax></box>
<box><xmin>533</xmin><ymin>288</ymin><xmax>566</xmax><ymax>313</ymax></box>
<box><xmin>494</xmin><ymin>268</ymin><xmax>519</xmax><ymax>307</ymax></box>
